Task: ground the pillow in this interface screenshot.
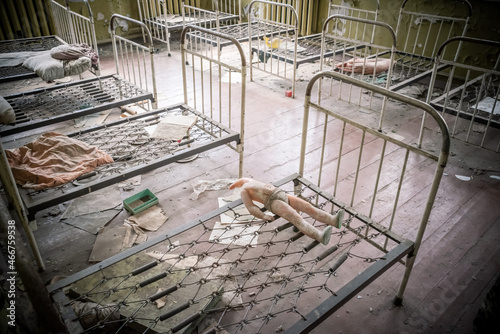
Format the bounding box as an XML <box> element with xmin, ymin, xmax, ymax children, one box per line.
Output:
<box><xmin>63</xmin><ymin>56</ymin><xmax>91</xmax><ymax>77</ymax></box>
<box><xmin>0</xmin><ymin>95</ymin><xmax>15</xmax><ymax>124</ymax></box>
<box><xmin>23</xmin><ymin>52</ymin><xmax>64</xmax><ymax>82</ymax></box>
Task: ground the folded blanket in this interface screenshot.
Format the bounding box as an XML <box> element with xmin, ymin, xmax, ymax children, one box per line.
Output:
<box><xmin>6</xmin><ymin>132</ymin><xmax>114</xmax><ymax>190</ymax></box>
<box><xmin>0</xmin><ymin>96</ymin><xmax>15</xmax><ymax>124</ymax></box>
<box><xmin>51</xmin><ymin>43</ymin><xmax>99</xmax><ymax>67</ymax></box>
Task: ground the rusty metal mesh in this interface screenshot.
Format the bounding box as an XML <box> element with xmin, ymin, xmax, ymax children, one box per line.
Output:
<box><xmin>57</xmin><ymin>181</ymin><xmax>394</xmax><ymax>333</ymax></box>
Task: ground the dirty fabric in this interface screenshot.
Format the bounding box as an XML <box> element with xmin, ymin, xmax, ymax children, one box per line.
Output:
<box><xmin>22</xmin><ymin>52</ymin><xmax>91</xmax><ymax>81</ymax></box>
<box><xmin>0</xmin><ymin>95</ymin><xmax>15</xmax><ymax>124</ymax></box>
<box><xmin>6</xmin><ymin>132</ymin><xmax>113</xmax><ymax>190</ymax></box>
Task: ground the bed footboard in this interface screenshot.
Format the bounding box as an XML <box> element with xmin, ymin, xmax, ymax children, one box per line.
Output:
<box><xmin>181</xmin><ymin>25</ymin><xmax>246</xmax><ymax>177</ymax></box>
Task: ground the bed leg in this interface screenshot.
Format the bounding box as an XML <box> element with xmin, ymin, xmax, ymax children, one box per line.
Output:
<box><xmin>393</xmin><ymin>252</ymin><xmax>417</xmax><ymax>307</ymax></box>
<box><xmin>0</xmin><ymin>143</ymin><xmax>45</xmax><ymax>270</ymax></box>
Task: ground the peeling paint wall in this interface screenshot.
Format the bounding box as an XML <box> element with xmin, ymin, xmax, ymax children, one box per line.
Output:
<box><xmin>67</xmin><ymin>0</ymin><xmax>140</xmax><ymax>42</ymax></box>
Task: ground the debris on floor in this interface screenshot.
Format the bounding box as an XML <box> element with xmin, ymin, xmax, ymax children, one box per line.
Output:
<box><xmin>125</xmin><ymin>205</ymin><xmax>168</xmax><ymax>232</ymax></box>
<box><xmin>189</xmin><ymin>178</ymin><xmax>236</xmax><ymax>200</ymax></box>
<box><xmin>60</xmin><ymin>187</ymin><xmax>123</xmax><ymax>234</ymax></box>
<box><xmin>144</xmin><ymin>114</ymin><xmax>198</xmax><ymax>141</ymax></box>
<box><xmin>117</xmin><ymin>175</ymin><xmax>141</xmax><ymax>190</ymax></box>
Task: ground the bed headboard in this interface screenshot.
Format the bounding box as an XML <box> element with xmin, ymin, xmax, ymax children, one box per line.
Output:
<box><xmin>300</xmin><ymin>70</ymin><xmax>450</xmax><ymax>304</ymax></box>
<box><xmin>50</xmin><ymin>0</ymin><xmax>100</xmax><ymax>75</ymax></box>
<box><xmin>318</xmin><ymin>15</ymin><xmax>396</xmax><ymax>131</ymax></box>
<box><xmin>181</xmin><ymin>24</ymin><xmax>246</xmax><ymax>177</ymax></box>
<box><xmin>248</xmin><ymin>0</ymin><xmax>299</xmax><ymax>96</ymax></box>
<box><xmin>395</xmin><ymin>0</ymin><xmax>472</xmax><ymax>61</ymax></box>
<box><xmin>427</xmin><ymin>36</ymin><xmax>500</xmax><ymax>152</ymax></box>
<box><xmin>110</xmin><ymin>14</ymin><xmax>158</xmax><ymax>111</ymax></box>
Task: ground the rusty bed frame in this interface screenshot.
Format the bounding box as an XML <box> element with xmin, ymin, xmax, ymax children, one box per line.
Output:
<box><xmin>0</xmin><ymin>0</ymin><xmax>100</xmax><ymax>83</ymax></box>
<box><xmin>0</xmin><ymin>15</ymin><xmax>157</xmax><ymax>138</ymax></box>
<box><xmin>137</xmin><ymin>0</ymin><xmax>241</xmax><ymax>55</ymax></box>
<box><xmin>389</xmin><ymin>0</ymin><xmax>472</xmax><ymax>93</ymax></box>
<box><xmin>186</xmin><ymin>1</ymin><xmax>299</xmax><ymax>95</ymax></box>
<box><xmin>0</xmin><ymin>25</ymin><xmax>246</xmax><ymax>271</ymax></box>
<box><xmin>249</xmin><ymin>0</ymin><xmax>380</xmax><ymax>98</ymax></box>
<box><xmin>45</xmin><ymin>72</ymin><xmax>449</xmax><ymax>333</ymax></box>
<box><xmin>424</xmin><ymin>36</ymin><xmax>500</xmax><ymax>152</ymax></box>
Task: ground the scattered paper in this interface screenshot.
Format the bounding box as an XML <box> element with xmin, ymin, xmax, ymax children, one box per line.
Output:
<box><xmin>490</xmin><ymin>175</ymin><xmax>500</xmax><ymax>180</ymax></box>
<box><xmin>145</xmin><ymin>115</ymin><xmax>198</xmax><ymax>141</ymax></box>
<box><xmin>190</xmin><ymin>179</ymin><xmax>236</xmax><ymax>200</ymax></box>
<box><xmin>117</xmin><ymin>175</ymin><xmax>141</xmax><ymax>189</ymax></box>
<box><xmin>61</xmin><ymin>187</ymin><xmax>122</xmax><ymax>219</ymax></box>
<box><xmin>154</xmin><ymin>288</ymin><xmax>167</xmax><ymax>309</ymax></box>
<box><xmin>62</xmin><ymin>208</ymin><xmax>121</xmax><ymax>234</ymax></box>
<box><xmin>475</xmin><ymin>97</ymin><xmax>500</xmax><ymax>115</ymax></box>
<box><xmin>455</xmin><ymin>175</ymin><xmax>471</xmax><ymax>181</ymax></box>
<box><xmin>127</xmin><ymin>205</ymin><xmax>168</xmax><ymax>232</ymax></box>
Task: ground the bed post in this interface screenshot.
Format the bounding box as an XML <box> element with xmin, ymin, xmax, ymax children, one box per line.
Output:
<box><xmin>0</xmin><ymin>143</ymin><xmax>45</xmax><ymax>270</ymax></box>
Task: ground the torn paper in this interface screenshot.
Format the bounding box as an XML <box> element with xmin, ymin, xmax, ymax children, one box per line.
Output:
<box><xmin>475</xmin><ymin>97</ymin><xmax>500</xmax><ymax>115</ymax></box>
<box><xmin>61</xmin><ymin>187</ymin><xmax>122</xmax><ymax>219</ymax></box>
<box><xmin>190</xmin><ymin>178</ymin><xmax>236</xmax><ymax>200</ymax></box>
<box><xmin>127</xmin><ymin>205</ymin><xmax>168</xmax><ymax>232</ymax></box>
<box><xmin>144</xmin><ymin>115</ymin><xmax>198</xmax><ymax>141</ymax></box>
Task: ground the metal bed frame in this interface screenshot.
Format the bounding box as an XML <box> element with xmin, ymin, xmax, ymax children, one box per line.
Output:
<box><xmin>0</xmin><ymin>15</ymin><xmax>157</xmax><ymax>138</ymax></box>
<box><xmin>0</xmin><ymin>0</ymin><xmax>100</xmax><ymax>83</ymax></box>
<box><xmin>46</xmin><ymin>72</ymin><xmax>449</xmax><ymax>333</ymax></box>
<box><xmin>318</xmin><ymin>15</ymin><xmax>397</xmax><ymax>130</ymax></box>
<box><xmin>390</xmin><ymin>0</ymin><xmax>472</xmax><ymax>93</ymax></box>
<box><xmin>188</xmin><ymin>1</ymin><xmax>299</xmax><ymax>94</ymax></box>
<box><xmin>425</xmin><ymin>36</ymin><xmax>500</xmax><ymax>152</ymax></box>
<box><xmin>249</xmin><ymin>0</ymin><xmax>380</xmax><ymax>97</ymax></box>
<box><xmin>0</xmin><ymin>25</ymin><xmax>246</xmax><ymax>271</ymax></box>
<box><xmin>137</xmin><ymin>0</ymin><xmax>241</xmax><ymax>55</ymax></box>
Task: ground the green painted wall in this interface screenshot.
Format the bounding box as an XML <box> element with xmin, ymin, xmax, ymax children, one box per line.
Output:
<box><xmin>77</xmin><ymin>0</ymin><xmax>499</xmax><ymax>60</ymax></box>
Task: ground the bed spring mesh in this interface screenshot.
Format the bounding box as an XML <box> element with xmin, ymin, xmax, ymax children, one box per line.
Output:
<box><xmin>52</xmin><ymin>178</ymin><xmax>400</xmax><ymax>334</ymax></box>
<box><xmin>21</xmin><ymin>104</ymin><xmax>233</xmax><ymax>200</ymax></box>
<box><xmin>3</xmin><ymin>76</ymin><xmax>149</xmax><ymax>125</ymax></box>
<box><xmin>0</xmin><ymin>36</ymin><xmax>64</xmax><ymax>53</ymax></box>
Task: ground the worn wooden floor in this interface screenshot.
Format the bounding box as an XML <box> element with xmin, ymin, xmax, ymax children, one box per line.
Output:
<box><xmin>1</xmin><ymin>37</ymin><xmax>499</xmax><ymax>334</ymax></box>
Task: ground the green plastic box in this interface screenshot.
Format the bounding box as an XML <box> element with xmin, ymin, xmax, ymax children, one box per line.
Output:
<box><xmin>123</xmin><ymin>189</ymin><xmax>158</xmax><ymax>215</ymax></box>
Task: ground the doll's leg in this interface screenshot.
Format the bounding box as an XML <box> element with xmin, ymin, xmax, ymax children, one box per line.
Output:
<box><xmin>270</xmin><ymin>200</ymin><xmax>332</xmax><ymax>245</ymax></box>
<box><xmin>287</xmin><ymin>196</ymin><xmax>344</xmax><ymax>229</ymax></box>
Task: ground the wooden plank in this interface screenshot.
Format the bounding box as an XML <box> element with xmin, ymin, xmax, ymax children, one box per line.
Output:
<box><xmin>5</xmin><ymin>0</ymin><xmax>22</xmax><ymax>37</ymax></box>
<box><xmin>17</xmin><ymin>0</ymin><xmax>33</xmax><ymax>38</ymax></box>
<box><xmin>0</xmin><ymin>1</ymin><xmax>14</xmax><ymax>40</ymax></box>
<box><xmin>34</xmin><ymin>0</ymin><xmax>50</xmax><ymax>36</ymax></box>
<box><xmin>24</xmin><ymin>0</ymin><xmax>42</xmax><ymax>37</ymax></box>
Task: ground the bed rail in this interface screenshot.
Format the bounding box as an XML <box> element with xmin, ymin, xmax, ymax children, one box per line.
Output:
<box><xmin>181</xmin><ymin>24</ymin><xmax>246</xmax><ymax>177</ymax></box>
<box><xmin>248</xmin><ymin>0</ymin><xmax>299</xmax><ymax>97</ymax></box>
<box><xmin>50</xmin><ymin>0</ymin><xmax>100</xmax><ymax>75</ymax></box>
<box><xmin>137</xmin><ymin>0</ymin><xmax>241</xmax><ymax>55</ymax></box>
<box><xmin>426</xmin><ymin>36</ymin><xmax>500</xmax><ymax>152</ymax></box>
<box><xmin>110</xmin><ymin>14</ymin><xmax>158</xmax><ymax>110</ymax></box>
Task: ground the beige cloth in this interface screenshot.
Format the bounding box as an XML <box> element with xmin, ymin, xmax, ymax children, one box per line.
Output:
<box><xmin>6</xmin><ymin>132</ymin><xmax>113</xmax><ymax>190</ymax></box>
<box><xmin>0</xmin><ymin>95</ymin><xmax>15</xmax><ymax>124</ymax></box>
